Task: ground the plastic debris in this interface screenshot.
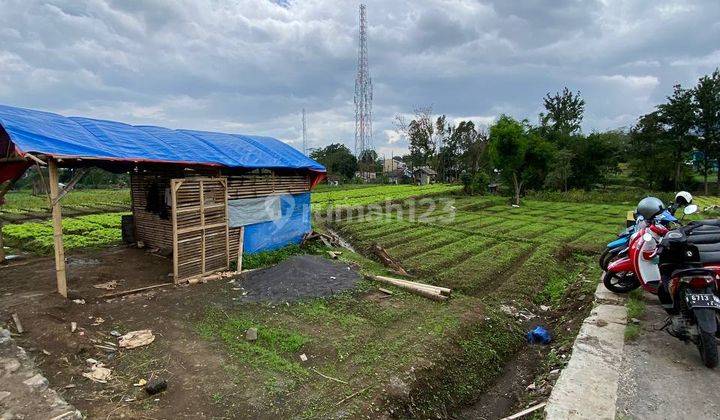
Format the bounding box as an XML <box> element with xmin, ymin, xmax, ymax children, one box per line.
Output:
<box><xmin>83</xmin><ymin>363</ymin><xmax>112</xmax><ymax>383</ymax></box>
<box><xmin>133</xmin><ymin>378</ymin><xmax>148</xmax><ymax>387</ymax></box>
<box><xmin>526</xmin><ymin>326</ymin><xmax>552</xmax><ymax>344</ymax></box>
<box><xmin>145</xmin><ymin>378</ymin><xmax>168</xmax><ymax>395</ymax></box>
<box><xmin>118</xmin><ymin>330</ymin><xmax>155</xmax><ymax>349</ymax></box>
<box><xmin>93</xmin><ymin>280</ymin><xmax>118</xmax><ymax>290</ymax></box>
<box><xmin>300</xmin><ymin>353</ymin><xmax>308</xmax><ymax>362</ymax></box>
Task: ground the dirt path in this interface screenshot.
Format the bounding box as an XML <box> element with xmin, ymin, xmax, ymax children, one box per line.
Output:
<box><xmin>616</xmin><ymin>298</ymin><xmax>720</xmax><ymax>419</ymax></box>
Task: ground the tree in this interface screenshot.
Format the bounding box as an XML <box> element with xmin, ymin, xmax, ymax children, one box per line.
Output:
<box><xmin>358</xmin><ymin>149</ymin><xmax>380</xmax><ymax>174</ymax></box>
<box><xmin>694</xmin><ymin>69</ymin><xmax>720</xmax><ymax>194</ymax></box>
<box><xmin>540</xmin><ymin>87</ymin><xmax>585</xmax><ymax>136</ymax></box>
<box><xmin>657</xmin><ymin>84</ymin><xmax>696</xmax><ymax>190</ymax></box>
<box><xmin>309</xmin><ymin>143</ymin><xmax>357</xmax><ymax>181</ymax></box>
<box><xmin>394</xmin><ymin>107</ymin><xmax>436</xmax><ymax>169</ymax></box>
<box><xmin>488</xmin><ymin>115</ymin><xmax>552</xmax><ymax>205</ymax></box>
<box><xmin>629</xmin><ymin>112</ymin><xmax>677</xmax><ymax>190</ymax></box>
<box><xmin>544</xmin><ymin>148</ymin><xmax>574</xmax><ymax>192</ymax></box>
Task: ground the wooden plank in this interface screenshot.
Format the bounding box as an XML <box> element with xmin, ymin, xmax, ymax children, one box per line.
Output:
<box><xmin>48</xmin><ymin>159</ymin><xmax>67</xmax><ymax>297</ymax></box>
<box><xmin>200</xmin><ymin>179</ymin><xmax>205</xmax><ymax>275</ymax></box>
<box><xmin>100</xmin><ymin>283</ymin><xmax>172</xmax><ymax>299</ymax></box>
<box><xmin>236</xmin><ymin>226</ymin><xmax>244</xmax><ymax>273</ymax></box>
<box><xmin>50</xmin><ymin>167</ymin><xmax>89</xmax><ymax>206</ymax></box>
<box><xmin>171</xmin><ymin>178</ymin><xmax>180</xmax><ymax>284</ymax></box>
<box><xmin>176</xmin><ymin>222</ymin><xmax>226</xmax><ymax>235</ymax></box>
<box><xmin>225</xmin><ymin>178</ymin><xmax>231</xmax><ymax>268</ymax></box>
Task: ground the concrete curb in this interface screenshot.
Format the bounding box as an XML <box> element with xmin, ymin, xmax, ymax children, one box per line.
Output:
<box><xmin>544</xmin><ymin>284</ymin><xmax>627</xmax><ymax>419</ymax></box>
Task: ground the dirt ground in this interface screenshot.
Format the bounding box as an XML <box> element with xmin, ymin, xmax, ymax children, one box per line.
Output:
<box><xmin>0</xmin><ymin>246</ymin><xmax>268</xmax><ymax>419</ymax></box>
<box><xmin>0</xmin><ymin>245</ymin><xmax>596</xmax><ymax>419</ymax></box>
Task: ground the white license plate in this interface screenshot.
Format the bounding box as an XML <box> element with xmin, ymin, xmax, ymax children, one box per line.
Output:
<box><xmin>686</xmin><ymin>293</ymin><xmax>720</xmax><ymax>309</ymax></box>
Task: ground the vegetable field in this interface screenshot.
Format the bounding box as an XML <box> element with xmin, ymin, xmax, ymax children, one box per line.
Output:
<box><xmin>2</xmin><ymin>212</ymin><xmax>127</xmax><ymax>254</ymax></box>
<box><xmin>194</xmin><ymin>195</ymin><xmax>621</xmax><ymax>417</ymax></box>
<box><xmin>311</xmin><ymin>183</ymin><xmax>461</xmax><ymax>211</ymax></box>
<box><xmin>333</xmin><ymin>196</ymin><xmax>625</xmax><ymax>299</ymax></box>
<box><xmin>0</xmin><ymin>189</ymin><xmax>130</xmax><ymax>223</ymax></box>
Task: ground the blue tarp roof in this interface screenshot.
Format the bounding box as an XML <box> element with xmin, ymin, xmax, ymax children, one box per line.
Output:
<box><xmin>0</xmin><ymin>104</ymin><xmax>325</xmax><ymax>172</ymax></box>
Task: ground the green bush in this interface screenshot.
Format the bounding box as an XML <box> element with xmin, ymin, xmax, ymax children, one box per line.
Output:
<box><xmin>460</xmin><ymin>172</ymin><xmax>490</xmax><ymax>195</ymax></box>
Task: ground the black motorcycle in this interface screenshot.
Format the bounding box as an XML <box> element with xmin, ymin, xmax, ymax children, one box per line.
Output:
<box><xmin>655</xmin><ymin>221</ymin><xmax>720</xmax><ymax>368</ymax></box>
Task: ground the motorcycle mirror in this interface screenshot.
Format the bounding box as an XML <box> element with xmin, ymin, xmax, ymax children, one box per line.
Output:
<box><xmin>684</xmin><ymin>204</ymin><xmax>698</xmax><ymax>215</ymax></box>
<box><xmin>642</xmin><ymin>232</ymin><xmax>653</xmax><ymax>242</ymax></box>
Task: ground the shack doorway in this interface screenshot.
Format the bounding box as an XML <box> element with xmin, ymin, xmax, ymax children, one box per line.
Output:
<box><xmin>170</xmin><ymin>177</ymin><xmax>230</xmax><ymax>283</ymax></box>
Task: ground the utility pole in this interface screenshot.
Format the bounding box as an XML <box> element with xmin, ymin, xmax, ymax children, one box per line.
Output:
<box><xmin>302</xmin><ymin>108</ymin><xmax>308</xmax><ymax>155</ymax></box>
<box><xmin>354</xmin><ymin>4</ymin><xmax>373</xmax><ymax>157</ymax></box>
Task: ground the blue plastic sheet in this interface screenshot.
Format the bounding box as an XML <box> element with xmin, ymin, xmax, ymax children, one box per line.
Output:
<box><xmin>526</xmin><ymin>326</ymin><xmax>552</xmax><ymax>344</ymax></box>
<box><xmin>0</xmin><ymin>104</ymin><xmax>325</xmax><ymax>172</ymax></box>
<box><xmin>243</xmin><ymin>192</ymin><xmax>311</xmax><ymax>254</ymax></box>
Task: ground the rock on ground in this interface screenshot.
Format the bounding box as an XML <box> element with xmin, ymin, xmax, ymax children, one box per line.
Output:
<box><xmin>0</xmin><ymin>329</ymin><xmax>82</xmax><ymax>419</ymax></box>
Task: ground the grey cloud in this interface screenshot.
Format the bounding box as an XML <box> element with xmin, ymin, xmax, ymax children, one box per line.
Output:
<box><xmin>0</xmin><ymin>0</ymin><xmax>718</xmax><ymax>154</ymax></box>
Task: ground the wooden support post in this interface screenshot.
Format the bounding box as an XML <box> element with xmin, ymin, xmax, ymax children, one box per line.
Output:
<box><xmin>236</xmin><ymin>226</ymin><xmax>244</xmax><ymax>273</ymax></box>
<box><xmin>48</xmin><ymin>159</ymin><xmax>67</xmax><ymax>297</ymax></box>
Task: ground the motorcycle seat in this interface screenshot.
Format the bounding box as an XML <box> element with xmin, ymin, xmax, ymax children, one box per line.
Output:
<box><xmin>687</xmin><ymin>232</ymin><xmax>720</xmax><ymax>244</ymax></box>
<box><xmin>670</xmin><ymin>267</ymin><xmax>716</xmax><ymax>279</ymax></box>
<box><xmin>691</xmin><ymin>242</ymin><xmax>720</xmax><ymax>263</ymax></box>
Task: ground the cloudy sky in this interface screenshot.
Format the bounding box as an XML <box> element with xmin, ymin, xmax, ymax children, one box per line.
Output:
<box><xmin>0</xmin><ymin>0</ymin><xmax>719</xmax><ymax>157</ymax></box>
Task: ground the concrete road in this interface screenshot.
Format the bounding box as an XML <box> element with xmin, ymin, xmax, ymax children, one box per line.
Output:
<box><xmin>616</xmin><ymin>298</ymin><xmax>720</xmax><ymax>419</ymax></box>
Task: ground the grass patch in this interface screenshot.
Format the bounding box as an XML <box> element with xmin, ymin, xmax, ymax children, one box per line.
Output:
<box><xmin>2</xmin><ymin>212</ymin><xmax>128</xmax><ymax>254</ymax></box>
<box><xmin>198</xmin><ymin>308</ymin><xmax>309</xmax><ymax>377</ymax></box>
<box><xmin>626</xmin><ymin>289</ymin><xmax>646</xmax><ymax>319</ymax></box>
<box><xmin>624</xmin><ymin>289</ymin><xmax>646</xmax><ymax>341</ymax></box>
<box><xmin>237</xmin><ymin>242</ymin><xmax>325</xmax><ymax>271</ymax></box>
<box><xmin>624</xmin><ymin>323</ymin><xmax>641</xmax><ymax>341</ymax></box>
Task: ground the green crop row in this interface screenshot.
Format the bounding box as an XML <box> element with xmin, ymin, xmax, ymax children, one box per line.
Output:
<box><xmin>1</xmin><ymin>189</ymin><xmax>131</xmax><ymax>216</ymax></box>
<box><xmin>2</xmin><ymin>212</ymin><xmax>127</xmax><ymax>254</ymax></box>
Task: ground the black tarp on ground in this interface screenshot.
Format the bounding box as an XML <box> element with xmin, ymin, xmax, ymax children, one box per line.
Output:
<box><xmin>235</xmin><ymin>255</ymin><xmax>361</xmax><ymax>303</ymax></box>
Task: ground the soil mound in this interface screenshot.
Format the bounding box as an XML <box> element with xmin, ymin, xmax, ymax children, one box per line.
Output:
<box><xmin>237</xmin><ymin>255</ymin><xmax>360</xmax><ymax>302</ymax></box>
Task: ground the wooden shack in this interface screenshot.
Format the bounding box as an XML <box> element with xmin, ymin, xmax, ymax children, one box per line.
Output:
<box><xmin>0</xmin><ymin>104</ymin><xmax>325</xmax><ymax>295</ymax></box>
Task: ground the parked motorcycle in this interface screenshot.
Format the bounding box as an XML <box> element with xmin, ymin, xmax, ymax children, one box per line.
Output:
<box><xmin>599</xmin><ymin>191</ymin><xmax>692</xmax><ymax>272</ymax></box>
<box><xmin>602</xmin><ymin>193</ymin><xmax>694</xmax><ymax>293</ymax></box>
<box><xmin>652</xmin><ymin>219</ymin><xmax>720</xmax><ymax>368</ymax></box>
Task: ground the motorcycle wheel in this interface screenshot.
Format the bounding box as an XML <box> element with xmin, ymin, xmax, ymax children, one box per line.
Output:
<box><xmin>599</xmin><ymin>248</ymin><xmax>612</xmax><ymax>270</ymax></box>
<box><xmin>602</xmin><ymin>271</ymin><xmax>639</xmax><ymax>294</ymax></box>
<box><xmin>697</xmin><ymin>330</ymin><xmax>718</xmax><ymax>369</ymax></box>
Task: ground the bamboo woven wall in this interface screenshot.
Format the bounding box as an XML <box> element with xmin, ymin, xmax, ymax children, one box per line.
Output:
<box><xmin>130</xmin><ymin>168</ymin><xmax>311</xmax><ymax>258</ymax></box>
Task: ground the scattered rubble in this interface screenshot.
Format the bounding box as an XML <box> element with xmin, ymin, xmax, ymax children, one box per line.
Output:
<box><xmin>82</xmin><ymin>363</ymin><xmax>112</xmax><ymax>383</ymax></box>
<box><xmin>118</xmin><ymin>329</ymin><xmax>155</xmax><ymax>349</ymax></box>
<box><xmin>92</xmin><ymin>280</ymin><xmax>118</xmax><ymax>290</ymax></box>
<box><xmin>245</xmin><ymin>327</ymin><xmax>258</xmax><ymax>342</ymax></box>
<box><xmin>0</xmin><ymin>328</ymin><xmax>82</xmax><ymax>418</ymax></box>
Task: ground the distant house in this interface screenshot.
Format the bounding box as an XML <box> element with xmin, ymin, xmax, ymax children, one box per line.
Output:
<box><xmin>356</xmin><ymin>171</ymin><xmax>377</xmax><ymax>181</ymax></box>
<box><xmin>388</xmin><ymin>167</ymin><xmax>413</xmax><ymax>184</ymax></box>
<box><xmin>382</xmin><ymin>158</ymin><xmax>406</xmax><ymax>173</ymax></box>
<box><xmin>414</xmin><ymin>166</ymin><xmax>437</xmax><ymax>185</ymax></box>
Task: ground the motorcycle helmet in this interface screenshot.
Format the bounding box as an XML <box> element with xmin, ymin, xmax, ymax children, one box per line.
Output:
<box><xmin>636</xmin><ymin>196</ymin><xmax>665</xmax><ymax>221</ymax></box>
<box><xmin>675</xmin><ymin>191</ymin><xmax>693</xmax><ymax>206</ymax></box>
